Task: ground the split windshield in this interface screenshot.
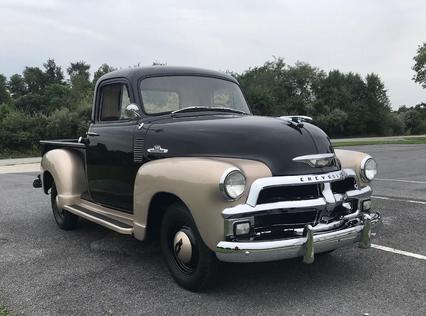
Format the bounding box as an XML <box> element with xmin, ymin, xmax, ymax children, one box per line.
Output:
<box><xmin>140</xmin><ymin>75</ymin><xmax>251</xmax><ymax>115</ymax></box>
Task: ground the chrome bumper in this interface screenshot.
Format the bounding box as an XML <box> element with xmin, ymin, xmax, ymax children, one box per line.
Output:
<box><xmin>216</xmin><ymin>212</ymin><xmax>381</xmax><ymax>263</ymax></box>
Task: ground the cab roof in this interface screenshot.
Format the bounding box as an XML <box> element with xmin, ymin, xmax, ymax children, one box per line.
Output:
<box><xmin>98</xmin><ymin>66</ymin><xmax>239</xmax><ymax>85</ymax></box>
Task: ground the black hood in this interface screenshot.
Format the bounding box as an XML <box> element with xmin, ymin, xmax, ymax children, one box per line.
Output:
<box><xmin>144</xmin><ymin>114</ymin><xmax>338</xmax><ymax>176</ymax></box>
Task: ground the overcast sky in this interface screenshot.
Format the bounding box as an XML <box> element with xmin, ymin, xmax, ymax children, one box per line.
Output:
<box><xmin>1</xmin><ymin>0</ymin><xmax>425</xmax><ymax>108</ymax></box>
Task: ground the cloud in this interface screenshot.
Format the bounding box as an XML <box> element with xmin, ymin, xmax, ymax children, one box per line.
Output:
<box><xmin>0</xmin><ymin>0</ymin><xmax>424</xmax><ymax>107</ymax></box>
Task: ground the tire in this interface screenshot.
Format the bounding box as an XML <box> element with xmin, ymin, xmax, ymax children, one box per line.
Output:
<box><xmin>160</xmin><ymin>203</ymin><xmax>219</xmax><ymax>291</ymax></box>
<box><xmin>51</xmin><ymin>182</ymin><xmax>79</xmax><ymax>230</ymax></box>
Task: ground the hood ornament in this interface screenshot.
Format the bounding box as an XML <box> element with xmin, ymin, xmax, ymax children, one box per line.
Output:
<box><xmin>279</xmin><ymin>116</ymin><xmax>313</xmax><ymax>128</ymax></box>
<box><xmin>147</xmin><ymin>145</ymin><xmax>169</xmax><ymax>154</ymax></box>
<box><xmin>293</xmin><ymin>153</ymin><xmax>335</xmax><ymax>168</ymax></box>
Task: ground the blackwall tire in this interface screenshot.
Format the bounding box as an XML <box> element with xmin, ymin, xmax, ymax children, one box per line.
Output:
<box><xmin>51</xmin><ymin>182</ymin><xmax>78</xmax><ymax>230</ymax></box>
<box><xmin>160</xmin><ymin>203</ymin><xmax>219</xmax><ymax>291</ymax></box>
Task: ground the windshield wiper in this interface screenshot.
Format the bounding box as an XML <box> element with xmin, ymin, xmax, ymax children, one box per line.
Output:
<box><xmin>171</xmin><ymin>106</ymin><xmax>248</xmax><ymax>115</ymax></box>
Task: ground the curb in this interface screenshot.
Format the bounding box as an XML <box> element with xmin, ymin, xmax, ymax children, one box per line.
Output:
<box><xmin>0</xmin><ymin>157</ymin><xmax>41</xmax><ymax>167</ymax></box>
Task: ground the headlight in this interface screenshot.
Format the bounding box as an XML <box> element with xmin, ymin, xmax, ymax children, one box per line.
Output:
<box><xmin>361</xmin><ymin>157</ymin><xmax>377</xmax><ymax>181</ymax></box>
<box><xmin>220</xmin><ymin>168</ymin><xmax>246</xmax><ymax>200</ymax></box>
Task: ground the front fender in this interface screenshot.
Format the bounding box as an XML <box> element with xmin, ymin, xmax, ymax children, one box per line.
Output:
<box><xmin>335</xmin><ymin>149</ymin><xmax>374</xmax><ymax>187</ymax></box>
<box><xmin>41</xmin><ymin>149</ymin><xmax>87</xmax><ymax>209</ymax></box>
<box><xmin>133</xmin><ymin>157</ymin><xmax>271</xmax><ymax>250</ymax></box>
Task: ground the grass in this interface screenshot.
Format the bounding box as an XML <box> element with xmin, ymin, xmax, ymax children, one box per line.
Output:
<box><xmin>332</xmin><ymin>137</ymin><xmax>426</xmax><ymax>147</ymax></box>
<box><xmin>0</xmin><ymin>305</ymin><xmax>12</xmax><ymax>316</ymax></box>
<box><xmin>0</xmin><ymin>149</ymin><xmax>39</xmax><ymax>159</ymax></box>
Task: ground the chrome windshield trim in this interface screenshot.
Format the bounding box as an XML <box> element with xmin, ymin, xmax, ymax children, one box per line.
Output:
<box><xmin>246</xmin><ymin>169</ymin><xmax>355</xmax><ymax>207</ymax></box>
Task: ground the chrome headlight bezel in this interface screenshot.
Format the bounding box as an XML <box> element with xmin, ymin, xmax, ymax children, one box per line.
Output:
<box><xmin>219</xmin><ymin>167</ymin><xmax>246</xmax><ymax>200</ymax></box>
<box><xmin>360</xmin><ymin>156</ymin><xmax>377</xmax><ymax>182</ymax></box>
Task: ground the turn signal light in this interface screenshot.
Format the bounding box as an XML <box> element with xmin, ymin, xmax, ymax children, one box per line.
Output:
<box><xmin>234</xmin><ymin>222</ymin><xmax>250</xmax><ymax>236</ymax></box>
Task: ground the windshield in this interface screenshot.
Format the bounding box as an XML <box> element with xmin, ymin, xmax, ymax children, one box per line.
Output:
<box><xmin>140</xmin><ymin>76</ymin><xmax>251</xmax><ymax>115</ymax></box>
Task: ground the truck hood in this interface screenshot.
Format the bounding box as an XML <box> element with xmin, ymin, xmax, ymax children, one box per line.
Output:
<box><xmin>144</xmin><ymin>115</ymin><xmax>338</xmax><ymax>176</ymax></box>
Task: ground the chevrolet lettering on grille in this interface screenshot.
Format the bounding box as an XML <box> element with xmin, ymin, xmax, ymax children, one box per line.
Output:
<box><xmin>299</xmin><ymin>171</ymin><xmax>345</xmax><ymax>183</ymax></box>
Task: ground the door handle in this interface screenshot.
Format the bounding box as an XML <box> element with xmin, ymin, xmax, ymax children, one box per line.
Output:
<box><xmin>86</xmin><ymin>131</ymin><xmax>100</xmax><ymax>137</ymax></box>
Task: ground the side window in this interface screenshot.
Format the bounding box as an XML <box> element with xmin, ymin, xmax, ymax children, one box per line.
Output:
<box><xmin>99</xmin><ymin>83</ymin><xmax>132</xmax><ymax>121</ymax></box>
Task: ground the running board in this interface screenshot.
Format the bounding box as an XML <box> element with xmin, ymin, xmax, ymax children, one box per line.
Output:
<box><xmin>63</xmin><ymin>204</ymin><xmax>134</xmax><ymax>235</ymax></box>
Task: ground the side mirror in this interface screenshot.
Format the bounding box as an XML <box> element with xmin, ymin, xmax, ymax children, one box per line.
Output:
<box><xmin>125</xmin><ymin>104</ymin><xmax>142</xmax><ymax>120</ymax></box>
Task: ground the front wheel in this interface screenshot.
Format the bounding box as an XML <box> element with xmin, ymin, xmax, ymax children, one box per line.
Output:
<box><xmin>160</xmin><ymin>203</ymin><xmax>218</xmax><ymax>291</ymax></box>
<box><xmin>51</xmin><ymin>182</ymin><xmax>79</xmax><ymax>230</ymax></box>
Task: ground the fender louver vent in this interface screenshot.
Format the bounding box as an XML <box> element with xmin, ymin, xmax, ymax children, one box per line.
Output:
<box><xmin>134</xmin><ymin>138</ymin><xmax>144</xmax><ymax>163</ymax></box>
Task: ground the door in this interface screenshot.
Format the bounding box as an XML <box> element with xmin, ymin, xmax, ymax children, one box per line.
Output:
<box><xmin>86</xmin><ymin>81</ymin><xmax>139</xmax><ymax>212</ymax></box>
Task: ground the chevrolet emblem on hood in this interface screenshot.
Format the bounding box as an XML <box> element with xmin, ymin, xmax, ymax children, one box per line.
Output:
<box><xmin>147</xmin><ymin>145</ymin><xmax>169</xmax><ymax>154</ymax></box>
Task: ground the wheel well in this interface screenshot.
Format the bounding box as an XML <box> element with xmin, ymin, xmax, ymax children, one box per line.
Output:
<box><xmin>146</xmin><ymin>192</ymin><xmax>186</xmax><ymax>240</ymax></box>
<box><xmin>43</xmin><ymin>171</ymin><xmax>54</xmax><ymax>194</ymax></box>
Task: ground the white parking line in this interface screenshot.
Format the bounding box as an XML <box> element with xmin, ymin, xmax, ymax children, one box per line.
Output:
<box><xmin>372</xmin><ymin>195</ymin><xmax>426</xmax><ymax>205</ymax></box>
<box><xmin>371</xmin><ymin>244</ymin><xmax>426</xmax><ymax>261</ymax></box>
<box><xmin>375</xmin><ymin>178</ymin><xmax>426</xmax><ymax>184</ymax></box>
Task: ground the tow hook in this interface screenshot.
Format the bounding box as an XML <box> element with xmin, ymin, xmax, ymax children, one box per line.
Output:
<box><xmin>33</xmin><ymin>174</ymin><xmax>42</xmax><ymax>188</ymax></box>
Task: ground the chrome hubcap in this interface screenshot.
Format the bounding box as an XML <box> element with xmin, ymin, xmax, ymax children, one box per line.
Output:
<box><xmin>173</xmin><ymin>230</ymin><xmax>192</xmax><ymax>264</ymax></box>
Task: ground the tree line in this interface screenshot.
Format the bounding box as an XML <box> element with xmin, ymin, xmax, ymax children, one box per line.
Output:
<box><xmin>0</xmin><ymin>43</ymin><xmax>425</xmax><ymax>156</ymax></box>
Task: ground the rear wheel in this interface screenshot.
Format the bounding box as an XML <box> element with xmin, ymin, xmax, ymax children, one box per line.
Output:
<box><xmin>160</xmin><ymin>203</ymin><xmax>218</xmax><ymax>291</ymax></box>
<box><xmin>51</xmin><ymin>182</ymin><xmax>78</xmax><ymax>230</ymax></box>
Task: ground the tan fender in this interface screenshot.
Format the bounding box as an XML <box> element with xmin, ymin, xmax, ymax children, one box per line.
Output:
<box><xmin>41</xmin><ymin>149</ymin><xmax>87</xmax><ymax>209</ymax></box>
<box><xmin>335</xmin><ymin>149</ymin><xmax>373</xmax><ymax>187</ymax></box>
<box><xmin>133</xmin><ymin>157</ymin><xmax>271</xmax><ymax>250</ymax></box>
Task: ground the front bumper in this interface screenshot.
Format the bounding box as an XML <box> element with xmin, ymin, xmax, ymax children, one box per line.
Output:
<box><xmin>216</xmin><ymin>212</ymin><xmax>381</xmax><ymax>263</ymax></box>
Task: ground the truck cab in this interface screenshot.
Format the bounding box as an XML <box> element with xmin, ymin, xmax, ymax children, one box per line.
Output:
<box><xmin>35</xmin><ymin>66</ymin><xmax>381</xmax><ymax>291</ymax></box>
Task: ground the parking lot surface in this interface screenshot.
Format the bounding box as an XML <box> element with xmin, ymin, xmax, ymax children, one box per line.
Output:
<box><xmin>0</xmin><ymin>145</ymin><xmax>425</xmax><ymax>315</ymax></box>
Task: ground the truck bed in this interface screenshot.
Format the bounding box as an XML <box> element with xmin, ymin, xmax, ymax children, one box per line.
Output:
<box><xmin>40</xmin><ymin>139</ymin><xmax>86</xmax><ymax>155</ymax></box>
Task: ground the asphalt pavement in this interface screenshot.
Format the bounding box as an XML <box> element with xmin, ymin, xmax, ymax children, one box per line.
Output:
<box><xmin>0</xmin><ymin>145</ymin><xmax>425</xmax><ymax>315</ymax></box>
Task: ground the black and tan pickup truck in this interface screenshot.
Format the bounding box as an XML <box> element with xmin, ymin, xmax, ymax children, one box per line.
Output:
<box><xmin>34</xmin><ymin>66</ymin><xmax>381</xmax><ymax>290</ymax></box>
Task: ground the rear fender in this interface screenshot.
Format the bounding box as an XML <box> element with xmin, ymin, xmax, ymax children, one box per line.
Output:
<box><xmin>41</xmin><ymin>149</ymin><xmax>87</xmax><ymax>209</ymax></box>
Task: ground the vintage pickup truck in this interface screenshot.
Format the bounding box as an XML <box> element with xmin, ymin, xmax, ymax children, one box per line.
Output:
<box><xmin>34</xmin><ymin>66</ymin><xmax>381</xmax><ymax>290</ymax></box>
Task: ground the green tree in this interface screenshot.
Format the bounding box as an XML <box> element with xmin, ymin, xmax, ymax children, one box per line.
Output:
<box><xmin>14</xmin><ymin>93</ymin><xmax>48</xmax><ymax>114</ymax></box>
<box><xmin>67</xmin><ymin>61</ymin><xmax>92</xmax><ymax>110</ymax></box>
<box><xmin>7</xmin><ymin>74</ymin><xmax>27</xmax><ymax>98</ymax></box>
<box><xmin>413</xmin><ymin>42</ymin><xmax>426</xmax><ymax>88</ymax></box>
<box><xmin>23</xmin><ymin>67</ymin><xmax>46</xmax><ymax>94</ymax></box>
<box><xmin>0</xmin><ymin>74</ymin><xmax>11</xmax><ymax>105</ymax></box>
<box><xmin>67</xmin><ymin>61</ymin><xmax>90</xmax><ymax>83</ymax></box>
<box><xmin>93</xmin><ymin>63</ymin><xmax>117</xmax><ymax>84</ymax></box>
<box><xmin>43</xmin><ymin>59</ymin><xmax>64</xmax><ymax>85</ymax></box>
<box><xmin>364</xmin><ymin>73</ymin><xmax>392</xmax><ymax>135</ymax></box>
<box><xmin>44</xmin><ymin>84</ymin><xmax>71</xmax><ymax>114</ymax></box>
